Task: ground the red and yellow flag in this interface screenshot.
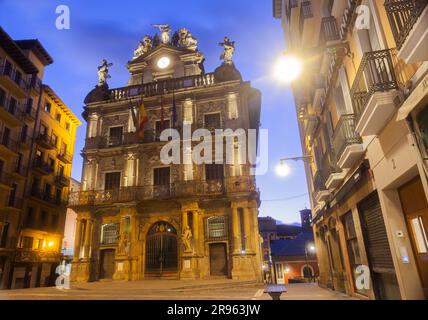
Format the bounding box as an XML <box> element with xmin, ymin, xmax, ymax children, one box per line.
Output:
<box><xmin>138</xmin><ymin>100</ymin><xmax>148</xmax><ymax>138</ymax></box>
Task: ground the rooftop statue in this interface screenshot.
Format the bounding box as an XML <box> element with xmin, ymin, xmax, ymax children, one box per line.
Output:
<box><xmin>152</xmin><ymin>24</ymin><xmax>172</xmax><ymax>44</ymax></box>
<box><xmin>219</xmin><ymin>36</ymin><xmax>235</xmax><ymax>65</ymax></box>
<box><xmin>178</xmin><ymin>28</ymin><xmax>198</xmax><ymax>51</ymax></box>
<box><xmin>97</xmin><ymin>59</ymin><xmax>113</xmax><ymax>86</ymax></box>
<box><xmin>133</xmin><ymin>35</ymin><xmax>153</xmax><ymax>59</ymax></box>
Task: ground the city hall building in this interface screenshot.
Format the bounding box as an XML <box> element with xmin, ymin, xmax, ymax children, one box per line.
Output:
<box><xmin>69</xmin><ymin>26</ymin><xmax>263</xmax><ymax>282</ymax></box>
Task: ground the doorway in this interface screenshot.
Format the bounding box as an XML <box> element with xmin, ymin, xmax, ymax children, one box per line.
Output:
<box><xmin>399</xmin><ymin>177</ymin><xmax>428</xmax><ymax>298</ymax></box>
<box><xmin>145</xmin><ymin>222</ymin><xmax>178</xmax><ymax>277</ymax></box>
<box><xmin>99</xmin><ymin>249</ymin><xmax>115</xmax><ymax>279</ymax></box>
<box><xmin>209</xmin><ymin>243</ymin><xmax>228</xmax><ymax>276</ymax></box>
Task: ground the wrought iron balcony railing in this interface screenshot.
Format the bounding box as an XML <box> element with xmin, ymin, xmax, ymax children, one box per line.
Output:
<box><xmin>350</xmin><ymin>49</ymin><xmax>400</xmax><ymax>123</ymax></box>
<box><xmin>0</xmin><ymin>134</ymin><xmax>19</xmax><ymax>154</ymax></box>
<box><xmin>57</xmin><ymin>150</ymin><xmax>73</xmax><ymax>164</ymax></box>
<box><xmin>332</xmin><ymin>114</ymin><xmax>362</xmax><ymax>162</ymax></box>
<box><xmin>36</xmin><ymin>133</ymin><xmax>57</xmax><ymax>149</ymax></box>
<box><xmin>0</xmin><ymin>171</ymin><xmax>13</xmax><ymax>187</ymax></box>
<box><xmin>109</xmin><ymin>73</ymin><xmax>216</xmax><ymax>101</ymax></box>
<box><xmin>0</xmin><ymin>65</ymin><xmax>29</xmax><ymax>92</ymax></box>
<box><xmin>300</xmin><ymin>1</ymin><xmax>314</xmax><ymax>35</ymax></box>
<box><xmin>384</xmin><ymin>0</ymin><xmax>428</xmax><ymax>50</ymax></box>
<box><xmin>0</xmin><ymin>96</ymin><xmax>24</xmax><ymax>121</ymax></box>
<box><xmin>69</xmin><ymin>177</ymin><xmax>258</xmax><ymax>207</ymax></box>
<box><xmin>32</xmin><ymin>158</ymin><xmax>54</xmax><ymax>175</ymax></box>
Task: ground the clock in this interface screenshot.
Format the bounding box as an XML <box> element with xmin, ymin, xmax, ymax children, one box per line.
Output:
<box><xmin>157</xmin><ymin>56</ymin><xmax>171</xmax><ymax>69</ymax></box>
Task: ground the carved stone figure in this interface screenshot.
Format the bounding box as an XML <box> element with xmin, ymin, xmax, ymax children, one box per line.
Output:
<box><xmin>133</xmin><ymin>35</ymin><xmax>153</xmax><ymax>59</ymax></box>
<box><xmin>178</xmin><ymin>28</ymin><xmax>198</xmax><ymax>51</ymax></box>
<box><xmin>97</xmin><ymin>59</ymin><xmax>113</xmax><ymax>86</ymax></box>
<box><xmin>219</xmin><ymin>36</ymin><xmax>235</xmax><ymax>65</ymax></box>
<box><xmin>152</xmin><ymin>24</ymin><xmax>172</xmax><ymax>44</ymax></box>
<box><xmin>181</xmin><ymin>225</ymin><xmax>193</xmax><ymax>253</ymax></box>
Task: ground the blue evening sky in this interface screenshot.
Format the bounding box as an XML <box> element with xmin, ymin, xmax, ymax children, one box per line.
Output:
<box><xmin>0</xmin><ymin>0</ymin><xmax>309</xmax><ymax>224</ymax></box>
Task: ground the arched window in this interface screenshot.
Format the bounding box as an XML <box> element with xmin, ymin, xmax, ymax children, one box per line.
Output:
<box><xmin>101</xmin><ymin>223</ymin><xmax>118</xmax><ymax>244</ymax></box>
<box><xmin>206</xmin><ymin>216</ymin><xmax>228</xmax><ymax>240</ymax></box>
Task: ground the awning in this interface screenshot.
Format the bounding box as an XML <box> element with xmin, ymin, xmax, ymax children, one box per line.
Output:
<box><xmin>397</xmin><ymin>71</ymin><xmax>428</xmax><ymax>121</ymax></box>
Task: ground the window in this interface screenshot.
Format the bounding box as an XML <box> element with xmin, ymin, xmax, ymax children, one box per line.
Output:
<box><xmin>20</xmin><ymin>236</ymin><xmax>33</xmax><ymax>249</ymax></box>
<box><xmin>417</xmin><ymin>108</ymin><xmax>428</xmax><ymax>154</ymax></box>
<box><xmin>155</xmin><ymin>119</ymin><xmax>171</xmax><ymax>140</ymax></box>
<box><xmin>0</xmin><ymin>87</ymin><xmax>5</xmax><ymax>106</ymax></box>
<box><xmin>48</xmin><ymin>157</ymin><xmax>55</xmax><ymax>171</ymax></box>
<box><xmin>14</xmin><ymin>70</ymin><xmax>22</xmax><ymax>85</ymax></box>
<box><xmin>37</xmin><ymin>239</ymin><xmax>44</xmax><ymax>249</ymax></box>
<box><xmin>153</xmin><ymin>167</ymin><xmax>170</xmax><ymax>186</ymax></box>
<box><xmin>104</xmin><ymin>172</ymin><xmax>121</xmax><ymax>190</ymax></box>
<box><xmin>206</xmin><ymin>216</ymin><xmax>228</xmax><ymax>240</ymax></box>
<box><xmin>44</xmin><ymin>184</ymin><xmax>52</xmax><ymax>199</ymax></box>
<box><xmin>108</xmin><ymin>126</ymin><xmax>123</xmax><ymax>147</ymax></box>
<box><xmin>1</xmin><ymin>127</ymin><xmax>10</xmax><ymax>146</ymax></box>
<box><xmin>44</xmin><ymin>102</ymin><xmax>51</xmax><ymax>113</ymax></box>
<box><xmin>26</xmin><ymin>98</ymin><xmax>33</xmax><ymax>114</ymax></box>
<box><xmin>8</xmin><ymin>183</ymin><xmax>17</xmax><ymax>207</ymax></box>
<box><xmin>204</xmin><ymin>113</ymin><xmax>221</xmax><ymax>130</ymax></box>
<box><xmin>0</xmin><ymin>222</ymin><xmax>9</xmax><ymax>248</ymax></box>
<box><xmin>101</xmin><ymin>224</ymin><xmax>119</xmax><ymax>244</ymax></box>
<box><xmin>65</xmin><ymin>122</ymin><xmax>71</xmax><ymax>131</ymax></box>
<box><xmin>3</xmin><ymin>60</ymin><xmax>12</xmax><ymax>76</ymax></box>
<box><xmin>51</xmin><ymin>214</ymin><xmax>59</xmax><ymax>230</ymax></box>
<box><xmin>60</xmin><ymin>142</ymin><xmax>67</xmax><ymax>156</ymax></box>
<box><xmin>15</xmin><ymin>153</ymin><xmax>23</xmax><ymax>174</ymax></box>
<box><xmin>8</xmin><ymin>97</ymin><xmax>16</xmax><ymax>114</ymax></box>
<box><xmin>21</xmin><ymin>125</ymin><xmax>28</xmax><ymax>143</ymax></box>
<box><xmin>343</xmin><ymin>211</ymin><xmax>366</xmax><ymax>295</ymax></box>
<box><xmin>205</xmin><ymin>164</ymin><xmax>224</xmax><ymax>181</ymax></box>
<box><xmin>58</xmin><ymin>164</ymin><xmax>64</xmax><ymax>177</ymax></box>
<box><xmin>31</xmin><ymin>178</ymin><xmax>40</xmax><ymax>195</ymax></box>
<box><xmin>40</xmin><ymin>211</ymin><xmax>48</xmax><ymax>228</ymax></box>
<box><xmin>55</xmin><ymin>189</ymin><xmax>62</xmax><ymax>205</ymax></box>
<box><xmin>55</xmin><ymin>112</ymin><xmax>61</xmax><ymax>123</ymax></box>
<box><xmin>25</xmin><ymin>207</ymin><xmax>35</xmax><ymax>228</ymax></box>
<box><xmin>39</xmin><ymin>124</ymin><xmax>47</xmax><ymax>137</ymax></box>
<box><xmin>51</xmin><ymin>133</ymin><xmax>58</xmax><ymax>148</ymax></box>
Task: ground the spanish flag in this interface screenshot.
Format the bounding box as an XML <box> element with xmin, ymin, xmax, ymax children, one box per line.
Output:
<box><xmin>138</xmin><ymin>100</ymin><xmax>148</xmax><ymax>138</ymax></box>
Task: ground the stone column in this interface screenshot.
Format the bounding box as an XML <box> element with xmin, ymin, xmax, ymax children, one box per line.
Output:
<box><xmin>232</xmin><ymin>206</ymin><xmax>241</xmax><ymax>253</ymax></box>
<box><xmin>83</xmin><ymin>219</ymin><xmax>92</xmax><ymax>259</ymax></box>
<box><xmin>193</xmin><ymin>211</ymin><xmax>200</xmax><ymax>255</ymax></box>
<box><xmin>73</xmin><ymin>219</ymin><xmax>82</xmax><ymax>261</ymax></box>
<box><xmin>243</xmin><ymin>207</ymin><xmax>253</xmax><ymax>253</ymax></box>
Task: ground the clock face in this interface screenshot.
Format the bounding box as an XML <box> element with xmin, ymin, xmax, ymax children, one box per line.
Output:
<box><xmin>157</xmin><ymin>56</ymin><xmax>171</xmax><ymax>69</ymax></box>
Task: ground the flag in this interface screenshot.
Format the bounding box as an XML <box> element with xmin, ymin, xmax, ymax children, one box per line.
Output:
<box><xmin>172</xmin><ymin>89</ymin><xmax>177</xmax><ymax>128</ymax></box>
<box><xmin>138</xmin><ymin>99</ymin><xmax>148</xmax><ymax>138</ymax></box>
<box><xmin>160</xmin><ymin>96</ymin><xmax>165</xmax><ymax>132</ymax></box>
<box><xmin>129</xmin><ymin>99</ymin><xmax>138</xmax><ymax>130</ymax></box>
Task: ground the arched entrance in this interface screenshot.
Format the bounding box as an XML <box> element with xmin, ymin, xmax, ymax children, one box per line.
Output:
<box><xmin>145</xmin><ymin>222</ymin><xmax>178</xmax><ymax>277</ymax></box>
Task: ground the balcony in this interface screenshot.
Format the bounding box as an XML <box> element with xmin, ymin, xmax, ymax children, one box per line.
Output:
<box><xmin>32</xmin><ymin>158</ymin><xmax>54</xmax><ymax>175</ymax></box>
<box><xmin>69</xmin><ymin>177</ymin><xmax>258</xmax><ymax>207</ymax></box>
<box><xmin>29</xmin><ymin>187</ymin><xmax>67</xmax><ymax>207</ymax></box>
<box><xmin>313</xmin><ymin>170</ymin><xmax>330</xmax><ymax>203</ymax></box>
<box><xmin>0</xmin><ymin>135</ymin><xmax>18</xmax><ymax>157</ymax></box>
<box><xmin>109</xmin><ymin>73</ymin><xmax>216</xmax><ymax>101</ymax></box>
<box><xmin>385</xmin><ymin>0</ymin><xmax>428</xmax><ymax>63</ymax></box>
<box><xmin>56</xmin><ymin>174</ymin><xmax>70</xmax><ymax>187</ymax></box>
<box><xmin>5</xmin><ymin>196</ymin><xmax>23</xmax><ymax>210</ymax></box>
<box><xmin>36</xmin><ymin>133</ymin><xmax>57</xmax><ymax>150</ymax></box>
<box><xmin>351</xmin><ymin>49</ymin><xmax>402</xmax><ymax>137</ymax></box>
<box><xmin>320</xmin><ymin>16</ymin><xmax>341</xmax><ymax>45</ymax></box>
<box><xmin>332</xmin><ymin>114</ymin><xmax>364</xmax><ymax>169</ymax></box>
<box><xmin>0</xmin><ymin>96</ymin><xmax>24</xmax><ymax>127</ymax></box>
<box><xmin>18</xmin><ymin>134</ymin><xmax>32</xmax><ymax>150</ymax></box>
<box><xmin>11</xmin><ymin>164</ymin><xmax>27</xmax><ymax>179</ymax></box>
<box><xmin>57</xmin><ymin>151</ymin><xmax>73</xmax><ymax>164</ymax></box>
<box><xmin>0</xmin><ymin>66</ymin><xmax>29</xmax><ymax>99</ymax></box>
<box><xmin>0</xmin><ymin>171</ymin><xmax>13</xmax><ymax>190</ymax></box>
<box><xmin>299</xmin><ymin>1</ymin><xmax>314</xmax><ymax>39</ymax></box>
<box><xmin>312</xmin><ymin>74</ymin><xmax>326</xmax><ymax>114</ymax></box>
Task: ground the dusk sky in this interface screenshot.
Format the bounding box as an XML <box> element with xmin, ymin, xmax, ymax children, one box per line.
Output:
<box><xmin>0</xmin><ymin>0</ymin><xmax>310</xmax><ymax>224</ymax></box>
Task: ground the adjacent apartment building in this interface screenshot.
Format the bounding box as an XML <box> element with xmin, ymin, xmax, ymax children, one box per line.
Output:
<box><xmin>273</xmin><ymin>0</ymin><xmax>428</xmax><ymax>299</ymax></box>
<box><xmin>69</xmin><ymin>26</ymin><xmax>263</xmax><ymax>282</ymax></box>
<box><xmin>0</xmin><ymin>26</ymin><xmax>80</xmax><ymax>289</ymax></box>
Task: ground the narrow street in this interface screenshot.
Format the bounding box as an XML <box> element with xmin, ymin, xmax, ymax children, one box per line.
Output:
<box><xmin>0</xmin><ymin>281</ymin><xmax>354</xmax><ymax>300</ymax></box>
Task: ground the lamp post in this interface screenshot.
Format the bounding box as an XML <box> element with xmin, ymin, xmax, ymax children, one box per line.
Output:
<box><xmin>304</xmin><ymin>242</ymin><xmax>316</xmax><ymax>282</ymax></box>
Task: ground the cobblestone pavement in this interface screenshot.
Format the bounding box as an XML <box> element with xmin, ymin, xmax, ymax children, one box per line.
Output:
<box><xmin>0</xmin><ymin>280</ymin><xmax>355</xmax><ymax>300</ymax></box>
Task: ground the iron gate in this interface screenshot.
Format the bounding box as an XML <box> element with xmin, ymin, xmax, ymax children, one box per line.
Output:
<box><xmin>145</xmin><ymin>222</ymin><xmax>178</xmax><ymax>275</ymax></box>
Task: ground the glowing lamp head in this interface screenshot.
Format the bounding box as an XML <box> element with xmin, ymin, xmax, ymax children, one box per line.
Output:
<box><xmin>273</xmin><ymin>55</ymin><xmax>302</xmax><ymax>83</ymax></box>
<box><xmin>47</xmin><ymin>241</ymin><xmax>54</xmax><ymax>248</ymax></box>
<box><xmin>275</xmin><ymin>162</ymin><xmax>291</xmax><ymax>177</ymax></box>
<box><xmin>157</xmin><ymin>56</ymin><xmax>171</xmax><ymax>69</ymax></box>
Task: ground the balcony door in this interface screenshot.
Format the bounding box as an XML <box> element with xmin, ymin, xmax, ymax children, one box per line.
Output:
<box><xmin>153</xmin><ymin>167</ymin><xmax>170</xmax><ymax>197</ymax></box>
<box><xmin>104</xmin><ymin>172</ymin><xmax>121</xmax><ymax>191</ymax></box>
<box><xmin>108</xmin><ymin>126</ymin><xmax>123</xmax><ymax>147</ymax></box>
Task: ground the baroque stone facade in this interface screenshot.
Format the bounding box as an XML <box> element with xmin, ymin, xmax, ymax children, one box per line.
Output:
<box><xmin>70</xmin><ymin>27</ymin><xmax>263</xmax><ymax>282</ymax></box>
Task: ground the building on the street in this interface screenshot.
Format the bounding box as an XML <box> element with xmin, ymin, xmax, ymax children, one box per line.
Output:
<box><xmin>62</xmin><ymin>178</ymin><xmax>81</xmax><ymax>260</ymax></box>
<box><xmin>0</xmin><ymin>27</ymin><xmax>80</xmax><ymax>289</ymax></box>
<box><xmin>259</xmin><ymin>209</ymin><xmax>313</xmax><ymax>281</ymax></box>
<box><xmin>271</xmin><ymin>229</ymin><xmax>318</xmax><ymax>284</ymax></box>
<box><xmin>69</xmin><ymin>26</ymin><xmax>263</xmax><ymax>282</ymax></box>
<box><xmin>273</xmin><ymin>0</ymin><xmax>428</xmax><ymax>299</ymax></box>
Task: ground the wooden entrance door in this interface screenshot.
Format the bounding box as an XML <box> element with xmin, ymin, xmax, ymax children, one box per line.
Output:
<box><xmin>399</xmin><ymin>177</ymin><xmax>428</xmax><ymax>297</ymax></box>
<box><xmin>209</xmin><ymin>243</ymin><xmax>227</xmax><ymax>276</ymax></box>
<box><xmin>99</xmin><ymin>249</ymin><xmax>115</xmax><ymax>279</ymax></box>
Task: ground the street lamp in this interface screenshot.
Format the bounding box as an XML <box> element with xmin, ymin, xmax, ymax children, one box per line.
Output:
<box><xmin>273</xmin><ymin>54</ymin><xmax>302</xmax><ymax>83</ymax></box>
<box><xmin>276</xmin><ymin>156</ymin><xmax>313</xmax><ymax>177</ymax></box>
